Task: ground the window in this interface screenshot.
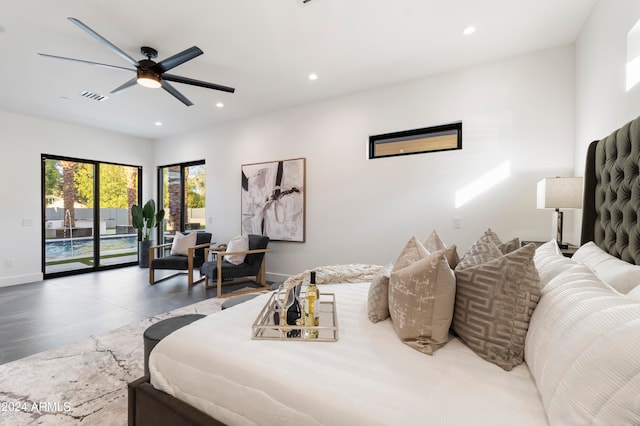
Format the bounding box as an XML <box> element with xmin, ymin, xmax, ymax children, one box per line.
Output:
<box><xmin>42</xmin><ymin>155</ymin><xmax>140</xmax><ymax>277</ymax></box>
<box><xmin>158</xmin><ymin>160</ymin><xmax>206</xmax><ymax>244</ymax></box>
<box><xmin>369</xmin><ymin>122</ymin><xmax>462</xmax><ymax>159</ymax></box>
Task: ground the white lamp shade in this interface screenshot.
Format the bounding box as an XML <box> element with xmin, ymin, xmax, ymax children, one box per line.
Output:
<box><xmin>537</xmin><ymin>177</ymin><xmax>583</xmax><ymax>209</ymax></box>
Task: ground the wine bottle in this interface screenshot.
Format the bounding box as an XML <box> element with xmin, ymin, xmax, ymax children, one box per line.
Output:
<box><xmin>286</xmin><ymin>284</ymin><xmax>302</xmax><ymax>338</ymax></box>
<box><xmin>273</xmin><ymin>284</ymin><xmax>302</xmax><ymax>338</ymax></box>
<box><xmin>304</xmin><ymin>271</ymin><xmax>320</xmax><ymax>339</ymax></box>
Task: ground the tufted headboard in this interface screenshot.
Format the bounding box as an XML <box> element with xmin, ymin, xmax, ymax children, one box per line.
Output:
<box><xmin>581</xmin><ymin>115</ymin><xmax>640</xmax><ymax>265</ymax></box>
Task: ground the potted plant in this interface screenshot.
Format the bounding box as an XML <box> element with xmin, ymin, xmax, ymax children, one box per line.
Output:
<box><xmin>131</xmin><ymin>199</ymin><xmax>165</xmax><ymax>268</ymax></box>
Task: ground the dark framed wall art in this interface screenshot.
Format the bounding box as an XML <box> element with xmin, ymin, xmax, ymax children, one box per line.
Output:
<box><xmin>369</xmin><ymin>122</ymin><xmax>462</xmax><ymax>159</ymax></box>
<box><xmin>241</xmin><ymin>158</ymin><xmax>306</xmax><ymax>242</ymax></box>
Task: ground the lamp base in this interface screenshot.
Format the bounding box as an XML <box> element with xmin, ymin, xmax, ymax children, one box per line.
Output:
<box><xmin>556</xmin><ymin>209</ymin><xmax>565</xmax><ymax>250</ymax></box>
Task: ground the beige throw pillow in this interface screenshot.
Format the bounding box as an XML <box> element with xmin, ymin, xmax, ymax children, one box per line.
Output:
<box><xmin>423</xmin><ymin>230</ymin><xmax>460</xmax><ymax>269</ymax></box>
<box><xmin>453</xmin><ymin>242</ymin><xmax>541</xmax><ymax>371</ymax></box>
<box><xmin>170</xmin><ymin>232</ymin><xmax>197</xmax><ymax>256</ymax></box>
<box><xmin>423</xmin><ymin>230</ymin><xmax>446</xmax><ymax>252</ymax></box>
<box><xmin>367</xmin><ymin>264</ymin><xmax>392</xmax><ymax>323</ymax></box>
<box><xmin>389</xmin><ymin>242</ymin><xmax>456</xmax><ymax>355</ymax></box>
<box><xmin>225</xmin><ymin>235</ymin><xmax>249</xmax><ymax>265</ymax></box>
<box><xmin>394</xmin><ymin>236</ymin><xmax>429</xmax><ymax>270</ymax></box>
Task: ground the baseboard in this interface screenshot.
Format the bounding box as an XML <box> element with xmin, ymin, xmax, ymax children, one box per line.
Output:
<box><xmin>266</xmin><ymin>272</ymin><xmax>292</xmax><ymax>284</ymax></box>
<box><xmin>0</xmin><ymin>273</ymin><xmax>43</xmax><ymax>288</ymax></box>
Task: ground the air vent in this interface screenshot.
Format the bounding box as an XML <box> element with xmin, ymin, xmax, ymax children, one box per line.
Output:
<box><xmin>79</xmin><ymin>91</ymin><xmax>108</xmax><ymax>102</ymax></box>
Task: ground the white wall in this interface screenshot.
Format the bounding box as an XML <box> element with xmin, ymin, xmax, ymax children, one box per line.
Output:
<box><xmin>572</xmin><ymin>0</ymin><xmax>640</xmax><ymax>241</ymax></box>
<box><xmin>155</xmin><ymin>46</ymin><xmax>576</xmax><ymax>281</ymax></box>
<box><xmin>575</xmin><ymin>0</ymin><xmax>640</xmax><ymax>170</ymax></box>
<box><xmin>0</xmin><ymin>110</ymin><xmax>152</xmax><ymax>287</ymax></box>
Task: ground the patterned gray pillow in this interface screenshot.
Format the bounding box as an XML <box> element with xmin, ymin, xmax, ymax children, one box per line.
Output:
<box><xmin>453</xmin><ymin>242</ymin><xmax>541</xmax><ymax>371</ymax></box>
<box><xmin>389</xmin><ymin>248</ymin><xmax>456</xmax><ymax>355</ymax></box>
<box><xmin>478</xmin><ymin>228</ymin><xmax>520</xmax><ymax>254</ymax></box>
<box><xmin>367</xmin><ymin>264</ymin><xmax>392</xmax><ymax>323</ymax></box>
<box><xmin>456</xmin><ymin>237</ymin><xmax>503</xmax><ymax>270</ymax></box>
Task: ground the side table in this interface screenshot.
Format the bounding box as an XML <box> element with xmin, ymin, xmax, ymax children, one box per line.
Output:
<box><xmin>521</xmin><ymin>240</ymin><xmax>578</xmax><ymax>258</ymax></box>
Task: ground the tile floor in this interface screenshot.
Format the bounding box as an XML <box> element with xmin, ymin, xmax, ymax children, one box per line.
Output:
<box><xmin>0</xmin><ymin>266</ymin><xmax>254</xmax><ymax>365</ymax></box>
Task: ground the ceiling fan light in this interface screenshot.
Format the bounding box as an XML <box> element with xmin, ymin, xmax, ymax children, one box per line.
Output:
<box><xmin>137</xmin><ymin>69</ymin><xmax>161</xmax><ymax>89</ymax></box>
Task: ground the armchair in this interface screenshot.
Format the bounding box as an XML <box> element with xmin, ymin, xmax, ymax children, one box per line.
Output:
<box><xmin>202</xmin><ymin>234</ymin><xmax>272</xmax><ymax>298</ymax></box>
<box><xmin>149</xmin><ymin>232</ymin><xmax>214</xmax><ymax>286</ymax></box>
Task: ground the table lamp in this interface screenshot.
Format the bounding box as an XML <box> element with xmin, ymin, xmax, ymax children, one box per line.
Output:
<box><xmin>536</xmin><ymin>177</ymin><xmax>583</xmax><ymax>249</ymax></box>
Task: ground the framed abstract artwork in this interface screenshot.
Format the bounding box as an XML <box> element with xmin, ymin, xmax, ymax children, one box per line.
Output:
<box><xmin>241</xmin><ymin>158</ymin><xmax>306</xmax><ymax>242</ymax></box>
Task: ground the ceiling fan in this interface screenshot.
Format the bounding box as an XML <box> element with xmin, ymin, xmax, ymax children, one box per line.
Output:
<box><xmin>38</xmin><ymin>17</ymin><xmax>235</xmax><ymax>106</ymax></box>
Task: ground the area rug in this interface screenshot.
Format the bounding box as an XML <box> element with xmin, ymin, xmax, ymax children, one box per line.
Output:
<box><xmin>0</xmin><ymin>297</ymin><xmax>225</xmax><ymax>426</ymax></box>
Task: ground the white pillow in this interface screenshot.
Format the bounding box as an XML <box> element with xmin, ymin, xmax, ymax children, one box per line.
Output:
<box><xmin>170</xmin><ymin>232</ymin><xmax>197</xmax><ymax>256</ymax></box>
<box><xmin>573</xmin><ymin>241</ymin><xmax>640</xmax><ymax>293</ymax></box>
<box><xmin>225</xmin><ymin>235</ymin><xmax>249</xmax><ymax>265</ymax></box>
<box><xmin>627</xmin><ymin>285</ymin><xmax>640</xmax><ymax>301</ymax></box>
<box><xmin>525</xmin><ymin>264</ymin><xmax>640</xmax><ymax>425</ymax></box>
<box><xmin>533</xmin><ymin>239</ymin><xmax>576</xmax><ymax>288</ymax></box>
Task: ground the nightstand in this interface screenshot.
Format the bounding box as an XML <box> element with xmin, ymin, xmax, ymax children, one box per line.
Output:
<box><xmin>558</xmin><ymin>244</ymin><xmax>578</xmax><ymax>258</ymax></box>
<box><xmin>521</xmin><ymin>241</ymin><xmax>578</xmax><ymax>258</ymax></box>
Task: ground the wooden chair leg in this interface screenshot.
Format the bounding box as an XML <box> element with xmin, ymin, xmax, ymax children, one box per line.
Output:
<box><xmin>217</xmin><ymin>255</ymin><xmax>223</xmax><ymax>298</ymax></box>
<box><xmin>257</xmin><ymin>260</ymin><xmax>266</xmax><ymax>286</ymax></box>
<box><xmin>187</xmin><ymin>256</ymin><xmax>194</xmax><ymax>286</ymax></box>
<box><xmin>148</xmin><ymin>246</ymin><xmax>155</xmax><ymax>285</ymax></box>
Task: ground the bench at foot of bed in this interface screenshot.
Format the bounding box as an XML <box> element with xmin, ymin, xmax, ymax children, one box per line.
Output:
<box><xmin>128</xmin><ymin>375</ymin><xmax>224</xmax><ymax>426</ymax></box>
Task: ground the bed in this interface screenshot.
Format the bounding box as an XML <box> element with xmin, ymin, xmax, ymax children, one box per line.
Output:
<box><xmin>128</xmin><ymin>116</ymin><xmax>640</xmax><ymax>426</ymax></box>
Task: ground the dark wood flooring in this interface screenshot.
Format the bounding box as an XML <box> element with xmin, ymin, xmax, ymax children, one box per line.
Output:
<box><xmin>0</xmin><ymin>266</ymin><xmax>255</xmax><ymax>365</ymax></box>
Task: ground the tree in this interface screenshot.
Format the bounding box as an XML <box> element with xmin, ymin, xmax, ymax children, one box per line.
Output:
<box><xmin>126</xmin><ymin>167</ymin><xmax>138</xmax><ymax>225</ymax></box>
<box><xmin>60</xmin><ymin>160</ymin><xmax>76</xmax><ymax>228</ymax></box>
<box><xmin>44</xmin><ymin>159</ymin><xmax>62</xmax><ymax>204</ymax></box>
<box><xmin>99</xmin><ymin>164</ymin><xmax>129</xmax><ymax>208</ymax></box>
<box><xmin>74</xmin><ymin>163</ymin><xmax>94</xmax><ymax>207</ymax></box>
<box><xmin>187</xmin><ymin>165</ymin><xmax>206</xmax><ymax>208</ymax></box>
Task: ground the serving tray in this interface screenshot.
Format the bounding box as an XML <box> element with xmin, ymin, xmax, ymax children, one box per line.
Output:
<box><xmin>251</xmin><ymin>291</ymin><xmax>338</xmax><ymax>342</ymax></box>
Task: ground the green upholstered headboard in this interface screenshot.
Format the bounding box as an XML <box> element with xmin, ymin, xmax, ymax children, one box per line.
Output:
<box><xmin>581</xmin><ymin>115</ymin><xmax>640</xmax><ymax>264</ymax></box>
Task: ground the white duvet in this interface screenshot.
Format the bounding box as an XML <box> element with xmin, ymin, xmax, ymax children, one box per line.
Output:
<box><xmin>150</xmin><ymin>283</ymin><xmax>547</xmax><ymax>426</ymax></box>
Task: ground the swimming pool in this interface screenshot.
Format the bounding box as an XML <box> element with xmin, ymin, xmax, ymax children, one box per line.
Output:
<box><xmin>45</xmin><ymin>235</ymin><xmax>137</xmax><ymax>259</ymax></box>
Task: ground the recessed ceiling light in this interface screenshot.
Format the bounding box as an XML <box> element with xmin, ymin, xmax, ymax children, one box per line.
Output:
<box><xmin>154</xmin><ymin>121</ymin><xmax>163</xmax><ymax>126</ymax></box>
<box><xmin>216</xmin><ymin>102</ymin><xmax>224</xmax><ymax>108</ymax></box>
<box><xmin>308</xmin><ymin>73</ymin><xmax>318</xmax><ymax>81</ymax></box>
<box><xmin>463</xmin><ymin>26</ymin><xmax>476</xmax><ymax>36</ymax></box>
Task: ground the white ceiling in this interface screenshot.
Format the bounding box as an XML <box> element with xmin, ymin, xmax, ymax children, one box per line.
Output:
<box><xmin>0</xmin><ymin>0</ymin><xmax>595</xmax><ymax>139</ymax></box>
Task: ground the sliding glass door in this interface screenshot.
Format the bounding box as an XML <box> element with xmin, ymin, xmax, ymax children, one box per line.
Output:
<box><xmin>42</xmin><ymin>155</ymin><xmax>140</xmax><ymax>277</ymax></box>
<box><xmin>158</xmin><ymin>161</ymin><xmax>205</xmax><ymax>245</ymax></box>
<box><xmin>98</xmin><ymin>163</ymin><xmax>140</xmax><ymax>267</ymax></box>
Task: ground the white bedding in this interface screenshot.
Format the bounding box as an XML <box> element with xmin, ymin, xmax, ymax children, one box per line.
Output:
<box><xmin>150</xmin><ymin>283</ymin><xmax>548</xmax><ymax>426</ymax></box>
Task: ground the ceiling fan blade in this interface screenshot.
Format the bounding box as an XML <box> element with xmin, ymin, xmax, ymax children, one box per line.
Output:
<box><xmin>163</xmin><ymin>73</ymin><xmax>235</xmax><ymax>93</ymax></box>
<box><xmin>68</xmin><ymin>17</ymin><xmax>139</xmax><ymax>67</ymax></box>
<box><xmin>153</xmin><ymin>46</ymin><xmax>203</xmax><ymax>73</ymax></box>
<box><xmin>38</xmin><ymin>53</ymin><xmax>135</xmax><ymax>72</ymax></box>
<box><xmin>161</xmin><ymin>81</ymin><xmax>193</xmax><ymax>106</ymax></box>
<box><xmin>111</xmin><ymin>77</ymin><xmax>138</xmax><ymax>94</ymax></box>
